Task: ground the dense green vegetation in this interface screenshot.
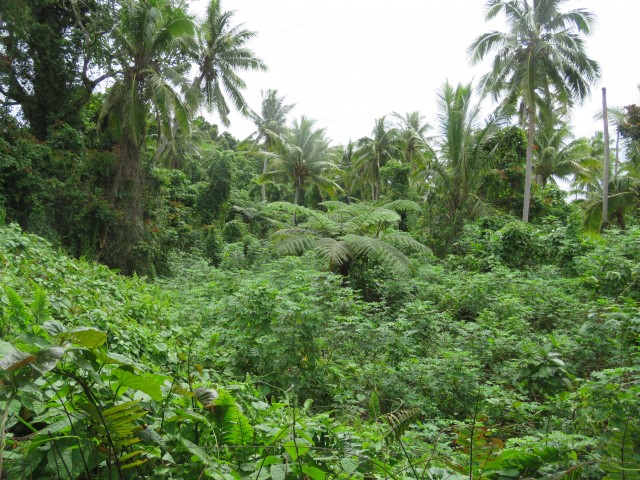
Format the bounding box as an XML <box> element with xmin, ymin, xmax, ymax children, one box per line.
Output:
<box><xmin>1</xmin><ymin>0</ymin><xmax>639</xmax><ymax>478</ymax></box>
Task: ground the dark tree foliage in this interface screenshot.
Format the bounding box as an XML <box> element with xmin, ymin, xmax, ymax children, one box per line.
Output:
<box><xmin>196</xmin><ymin>152</ymin><xmax>233</xmax><ymax>225</ymax></box>
<box><xmin>479</xmin><ymin>126</ymin><xmax>527</xmax><ymax>216</ymax></box>
<box><xmin>0</xmin><ymin>0</ymin><xmax>114</xmax><ymax>138</ymax></box>
<box><xmin>619</xmin><ymin>104</ymin><xmax>640</xmax><ymax>141</ymax></box>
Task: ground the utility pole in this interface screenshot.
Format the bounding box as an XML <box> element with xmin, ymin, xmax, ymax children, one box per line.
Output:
<box><xmin>602</xmin><ymin>88</ymin><xmax>610</xmax><ymax>229</ymax></box>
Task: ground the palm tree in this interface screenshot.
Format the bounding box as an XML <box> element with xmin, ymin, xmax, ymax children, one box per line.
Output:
<box><xmin>434</xmin><ymin>81</ymin><xmax>497</xmax><ymax>221</ymax></box>
<box><xmin>355</xmin><ymin>117</ymin><xmax>399</xmax><ymax>201</ymax></box>
<box><xmin>100</xmin><ymin>0</ymin><xmax>197</xmax><ymax>271</ymax></box>
<box><xmin>194</xmin><ymin>0</ymin><xmax>267</xmax><ymax>126</ymax></box>
<box><xmin>533</xmin><ymin>106</ymin><xmax>590</xmax><ymax>187</ymax></box>
<box><xmin>469</xmin><ymin>0</ymin><xmax>600</xmax><ymax>222</ymax></box>
<box><xmin>337</xmin><ymin>141</ymin><xmax>363</xmax><ymax>203</ymax></box>
<box><xmin>263</xmin><ymin>116</ymin><xmax>340</xmax><ymax>220</ymax></box>
<box><xmin>249</xmin><ymin>89</ymin><xmax>295</xmax><ymax>202</ymax></box>
<box><xmin>393</xmin><ymin>111</ymin><xmax>434</xmax><ymax>173</ymax></box>
<box><xmin>100</xmin><ymin>0</ymin><xmax>266</xmax><ymax>272</ymax></box>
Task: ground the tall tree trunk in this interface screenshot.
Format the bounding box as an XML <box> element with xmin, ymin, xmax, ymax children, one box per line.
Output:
<box><xmin>615</xmin><ymin>130</ymin><xmax>620</xmax><ymax>177</ymax></box>
<box><xmin>602</xmin><ymin>87</ymin><xmax>610</xmax><ymax>229</ymax></box>
<box><xmin>261</xmin><ymin>152</ymin><xmax>268</xmax><ymax>202</ymax></box>
<box><xmin>293</xmin><ymin>179</ymin><xmax>302</xmax><ymax>225</ymax></box>
<box><xmin>523</xmin><ymin>105</ymin><xmax>535</xmax><ymax>222</ymax></box>
<box><xmin>110</xmin><ymin>132</ymin><xmax>143</xmax><ymax>273</ymax></box>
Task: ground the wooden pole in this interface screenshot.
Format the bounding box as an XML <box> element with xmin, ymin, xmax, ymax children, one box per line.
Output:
<box><xmin>602</xmin><ymin>88</ymin><xmax>610</xmax><ymax>229</ymax></box>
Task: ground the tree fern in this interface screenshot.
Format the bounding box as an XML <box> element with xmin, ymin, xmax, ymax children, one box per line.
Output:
<box><xmin>382</xmin><ymin>233</ymin><xmax>432</xmax><ymax>255</ymax></box>
<box><xmin>315</xmin><ymin>238</ymin><xmax>352</xmax><ymax>267</ymax></box>
<box><xmin>272</xmin><ymin>232</ymin><xmax>317</xmax><ymax>256</ymax></box>
<box><xmin>383</xmin><ymin>199</ymin><xmax>422</xmax><ymax>214</ymax></box>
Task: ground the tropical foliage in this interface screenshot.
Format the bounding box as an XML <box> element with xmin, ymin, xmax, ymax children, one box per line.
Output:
<box><xmin>1</xmin><ymin>1</ymin><xmax>640</xmax><ymax>479</ymax></box>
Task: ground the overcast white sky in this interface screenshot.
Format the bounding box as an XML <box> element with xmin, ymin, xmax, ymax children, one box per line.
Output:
<box><xmin>191</xmin><ymin>0</ymin><xmax>640</xmax><ymax>146</ymax></box>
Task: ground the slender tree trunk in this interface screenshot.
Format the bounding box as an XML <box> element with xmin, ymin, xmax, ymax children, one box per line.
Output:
<box><xmin>615</xmin><ymin>130</ymin><xmax>620</xmax><ymax>177</ymax></box>
<box><xmin>293</xmin><ymin>179</ymin><xmax>302</xmax><ymax>225</ymax></box>
<box><xmin>602</xmin><ymin>87</ymin><xmax>610</xmax><ymax>228</ymax></box>
<box><xmin>261</xmin><ymin>152</ymin><xmax>268</xmax><ymax>202</ymax></box>
<box><xmin>374</xmin><ymin>157</ymin><xmax>381</xmax><ymax>201</ymax></box>
<box><xmin>523</xmin><ymin>105</ymin><xmax>535</xmax><ymax>222</ymax></box>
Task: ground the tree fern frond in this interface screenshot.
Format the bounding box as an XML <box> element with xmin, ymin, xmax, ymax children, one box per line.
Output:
<box><xmin>272</xmin><ymin>235</ymin><xmax>317</xmax><ymax>256</ymax></box>
<box><xmin>315</xmin><ymin>238</ymin><xmax>352</xmax><ymax>267</ymax></box>
<box><xmin>382</xmin><ymin>200</ymin><xmax>422</xmax><ymax>214</ymax></box>
<box><xmin>381</xmin><ymin>233</ymin><xmax>431</xmax><ymax>255</ymax></box>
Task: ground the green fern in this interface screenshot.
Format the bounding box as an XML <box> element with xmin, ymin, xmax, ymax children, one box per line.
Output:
<box><xmin>382</xmin><ymin>408</ymin><xmax>421</xmax><ymax>444</ymax></box>
<box><xmin>382</xmin><ymin>199</ymin><xmax>422</xmax><ymax>214</ymax></box>
<box><xmin>4</xmin><ymin>285</ymin><xmax>31</xmax><ymax>329</ymax></box>
<box><xmin>603</xmin><ymin>418</ymin><xmax>640</xmax><ymax>480</ymax></box>
<box><xmin>315</xmin><ymin>237</ymin><xmax>352</xmax><ymax>267</ymax></box>
<box><xmin>29</xmin><ymin>284</ymin><xmax>51</xmax><ymax>325</ymax></box>
<box><xmin>213</xmin><ymin>390</ymin><xmax>254</xmax><ymax>446</ymax></box>
<box><xmin>272</xmin><ymin>232</ymin><xmax>317</xmax><ymax>256</ymax></box>
<box><xmin>79</xmin><ymin>400</ymin><xmax>146</xmax><ymax>445</ymax></box>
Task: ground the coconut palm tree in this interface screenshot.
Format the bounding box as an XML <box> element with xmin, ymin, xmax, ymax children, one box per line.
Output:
<box><xmin>533</xmin><ymin>106</ymin><xmax>590</xmax><ymax>187</ymax></box>
<box><xmin>355</xmin><ymin>117</ymin><xmax>399</xmax><ymax>201</ymax></box>
<box><xmin>392</xmin><ymin>111</ymin><xmax>434</xmax><ymax>173</ymax></box>
<box><xmin>434</xmin><ymin>81</ymin><xmax>498</xmax><ymax>221</ymax></box>
<box><xmin>194</xmin><ymin>0</ymin><xmax>267</xmax><ymax>126</ymax></box>
<box><xmin>263</xmin><ymin>117</ymin><xmax>341</xmax><ymax>221</ymax></box>
<box><xmin>249</xmin><ymin>89</ymin><xmax>295</xmax><ymax>201</ymax></box>
<box><xmin>469</xmin><ymin>0</ymin><xmax>600</xmax><ymax>222</ymax></box>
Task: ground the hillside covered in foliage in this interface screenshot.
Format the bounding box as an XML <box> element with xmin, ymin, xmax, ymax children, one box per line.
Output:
<box><xmin>1</xmin><ymin>0</ymin><xmax>640</xmax><ymax>478</ymax></box>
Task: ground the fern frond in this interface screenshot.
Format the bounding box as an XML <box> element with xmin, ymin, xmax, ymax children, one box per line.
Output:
<box><xmin>383</xmin><ymin>408</ymin><xmax>421</xmax><ymax>444</ymax></box>
<box><xmin>30</xmin><ymin>284</ymin><xmax>50</xmax><ymax>324</ymax></box>
<box><xmin>213</xmin><ymin>390</ymin><xmax>254</xmax><ymax>447</ymax></box>
<box><xmin>348</xmin><ymin>207</ymin><xmax>401</xmax><ymax>232</ymax></box>
<box><xmin>4</xmin><ymin>286</ymin><xmax>31</xmax><ymax>329</ymax></box>
<box><xmin>315</xmin><ymin>238</ymin><xmax>352</xmax><ymax>267</ymax></box>
<box><xmin>271</xmin><ymin>227</ymin><xmax>314</xmax><ymax>240</ymax></box>
<box><xmin>78</xmin><ymin>399</ymin><xmax>146</xmax><ymax>458</ymax></box>
<box><xmin>382</xmin><ymin>199</ymin><xmax>422</xmax><ymax>213</ymax></box>
<box><xmin>266</xmin><ymin>201</ymin><xmax>317</xmax><ymax>219</ymax></box>
<box><xmin>272</xmin><ymin>234</ymin><xmax>317</xmax><ymax>256</ymax></box>
<box><xmin>382</xmin><ymin>233</ymin><xmax>431</xmax><ymax>255</ymax></box>
<box><xmin>342</xmin><ymin>234</ymin><xmax>413</xmax><ymax>273</ymax></box>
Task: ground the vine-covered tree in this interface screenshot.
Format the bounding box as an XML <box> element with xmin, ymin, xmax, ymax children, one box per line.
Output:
<box><xmin>0</xmin><ymin>0</ymin><xmax>115</xmax><ymax>138</ymax></box>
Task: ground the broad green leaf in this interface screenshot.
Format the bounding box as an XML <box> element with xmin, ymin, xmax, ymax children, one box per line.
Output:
<box><xmin>182</xmin><ymin>438</ymin><xmax>210</xmax><ymax>464</ymax></box>
<box><xmin>33</xmin><ymin>346</ymin><xmax>65</xmax><ymax>374</ymax></box>
<box><xmin>283</xmin><ymin>439</ymin><xmax>310</xmax><ymax>460</ymax></box>
<box><xmin>301</xmin><ymin>466</ymin><xmax>325</xmax><ymax>480</ymax></box>
<box><xmin>62</xmin><ymin>327</ymin><xmax>107</xmax><ymax>349</ymax></box>
<box><xmin>112</xmin><ymin>367</ymin><xmax>167</xmax><ymax>401</ymax></box>
<box><xmin>271</xmin><ymin>464</ymin><xmax>287</xmax><ymax>480</ymax></box>
<box><xmin>340</xmin><ymin>458</ymin><xmax>359</xmax><ymax>475</ymax></box>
